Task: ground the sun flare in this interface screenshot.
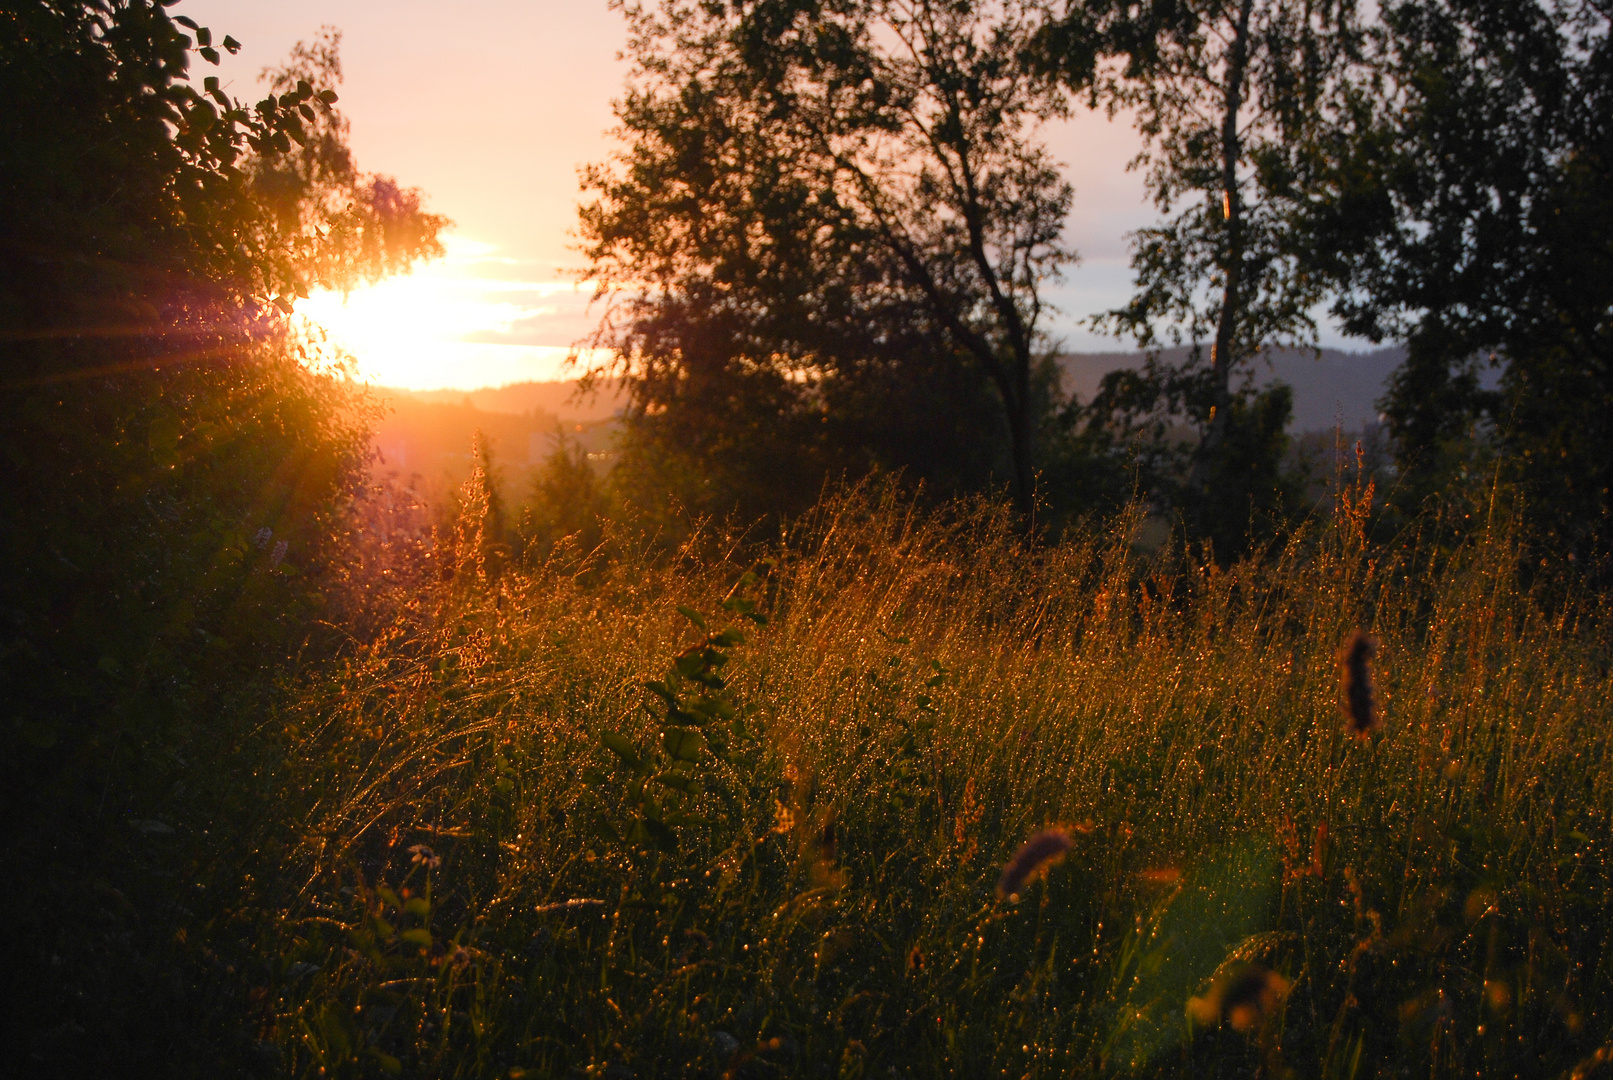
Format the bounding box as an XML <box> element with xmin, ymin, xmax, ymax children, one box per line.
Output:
<box><xmin>295</xmin><ymin>237</ymin><xmax>602</xmax><ymax>391</ymax></box>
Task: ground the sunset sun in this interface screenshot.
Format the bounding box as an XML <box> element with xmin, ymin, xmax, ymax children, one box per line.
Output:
<box><xmin>296</xmin><ymin>236</ymin><xmax>601</xmax><ymax>391</ymax></box>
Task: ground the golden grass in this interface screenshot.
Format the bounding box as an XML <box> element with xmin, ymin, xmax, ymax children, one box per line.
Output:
<box><xmin>240</xmin><ymin>479</ymin><xmax>1612</xmax><ymax>1077</ymax></box>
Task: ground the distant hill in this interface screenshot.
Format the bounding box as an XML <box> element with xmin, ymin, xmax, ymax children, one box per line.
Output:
<box><xmin>400</xmin><ymin>379</ymin><xmax>627</xmax><ymax>422</ymax></box>
<box><xmin>365</xmin><ymin>348</ymin><xmax>1404</xmax><ymax>507</ymax></box>
<box><xmin>1058</xmin><ymin>345</ymin><xmax>1405</xmax><ymax>432</ymax></box>
<box><xmin>366</xmin><ymin>381</ymin><xmax>626</xmax><ymax>507</ymax></box>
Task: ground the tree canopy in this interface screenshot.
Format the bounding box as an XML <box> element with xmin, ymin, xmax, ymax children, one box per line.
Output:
<box><xmin>582</xmin><ymin>0</ymin><xmax>1078</xmax><ymax>519</ymax></box>
<box><xmin>1311</xmin><ymin>0</ymin><xmax>1613</xmax><ymax>559</ymax></box>
<box><xmin>1</xmin><ymin>1</ymin><xmax>444</xmax><ymax>807</ymax></box>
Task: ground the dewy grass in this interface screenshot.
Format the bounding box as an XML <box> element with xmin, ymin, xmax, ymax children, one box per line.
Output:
<box><xmin>229</xmin><ymin>481</ymin><xmax>1612</xmax><ymax>1078</ymax></box>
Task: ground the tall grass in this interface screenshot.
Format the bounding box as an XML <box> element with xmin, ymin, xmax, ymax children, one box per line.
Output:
<box><xmin>227</xmin><ymin>477</ymin><xmax>1612</xmax><ymax>1078</ymax></box>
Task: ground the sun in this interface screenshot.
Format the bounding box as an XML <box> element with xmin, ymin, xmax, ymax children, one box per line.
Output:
<box><xmin>294</xmin><ymin>237</ymin><xmax>601</xmax><ymax>390</ymax></box>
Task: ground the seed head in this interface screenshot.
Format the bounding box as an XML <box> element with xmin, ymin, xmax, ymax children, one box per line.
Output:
<box><xmin>1339</xmin><ymin>630</ymin><xmax>1380</xmax><ymax>739</ymax></box>
<box><xmin>996</xmin><ymin>827</ymin><xmax>1074</xmax><ymax>902</ymax></box>
<box><xmin>1187</xmin><ymin>963</ymin><xmax>1291</xmax><ymax>1032</ymax></box>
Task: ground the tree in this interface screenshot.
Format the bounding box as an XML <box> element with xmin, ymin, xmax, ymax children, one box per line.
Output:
<box><xmin>1035</xmin><ymin>0</ymin><xmax>1364</xmax><ymax>552</ymax></box>
<box><xmin>1312</xmin><ymin>0</ymin><xmax>1613</xmax><ymax>561</ymax></box>
<box><xmin>0</xmin><ymin>6</ymin><xmax>444</xmax><ymax>1064</ymax></box>
<box><xmin>582</xmin><ymin>0</ymin><xmax>1077</xmax><ymax>519</ymax></box>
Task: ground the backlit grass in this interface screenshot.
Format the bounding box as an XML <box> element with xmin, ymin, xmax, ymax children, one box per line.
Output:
<box><xmin>228</xmin><ymin>479</ymin><xmax>1612</xmax><ymax>1077</ymax></box>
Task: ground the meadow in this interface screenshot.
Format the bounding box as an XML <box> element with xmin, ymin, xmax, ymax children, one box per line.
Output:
<box><xmin>180</xmin><ymin>470</ymin><xmax>1613</xmax><ymax>1078</ymax></box>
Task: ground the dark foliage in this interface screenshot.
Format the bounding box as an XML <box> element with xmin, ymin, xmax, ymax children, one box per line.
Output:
<box><xmin>581</xmin><ymin>0</ymin><xmax>1098</xmax><ymax>523</ymax></box>
<box><xmin>0</xmin><ymin>3</ymin><xmax>443</xmax><ymax>1072</ymax></box>
<box><xmin>1311</xmin><ymin>0</ymin><xmax>1613</xmax><ymax>562</ymax></box>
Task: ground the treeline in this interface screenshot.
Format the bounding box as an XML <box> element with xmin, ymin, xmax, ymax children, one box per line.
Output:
<box><xmin>576</xmin><ymin>0</ymin><xmax>1612</xmax><ymax>564</ymax></box>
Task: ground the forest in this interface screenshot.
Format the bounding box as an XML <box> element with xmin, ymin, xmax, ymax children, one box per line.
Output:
<box><xmin>2</xmin><ymin>1</ymin><xmax>1610</xmax><ymax>1077</ymax></box>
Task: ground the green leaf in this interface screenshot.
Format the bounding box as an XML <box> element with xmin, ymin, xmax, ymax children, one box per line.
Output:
<box><xmin>222</xmin><ymin>35</ymin><xmax>241</xmax><ymax>54</ymax></box>
<box><xmin>174</xmin><ymin>15</ymin><xmax>199</xmax><ymax>29</ymax></box>
<box><xmin>297</xmin><ymin>79</ymin><xmax>314</xmax><ymax>99</ymax></box>
<box><xmin>318</xmin><ymin>88</ymin><xmax>339</xmax><ymax>104</ymax></box>
<box><xmin>663</xmin><ymin>727</ymin><xmax>706</xmax><ymax>762</ymax></box>
<box><xmin>195</xmin><ymin>26</ymin><xmax>211</xmax><ymax>47</ymax></box>
<box><xmin>371</xmin><ymin>1050</ymin><xmax>403</xmax><ymax>1075</ymax></box>
<box><xmin>591</xmin><ymin>816</ymin><xmax>622</xmax><ymax>844</ymax></box>
<box><xmin>399</xmin><ymin>928</ymin><xmax>432</xmax><ymax>948</ymax></box>
<box><xmin>378</xmin><ymin>887</ymin><xmax>402</xmax><ymax>911</ymax></box>
<box><xmin>655</xmin><ymin>770</ymin><xmax>700</xmax><ymax>795</ymax></box>
<box><xmin>199</xmin><ymin>46</ymin><xmax>219</xmax><ymax>64</ymax></box>
<box><xmin>675</xmin><ymin>605</ymin><xmax>708</xmax><ymax>630</ymax></box>
<box><xmin>601</xmin><ymin>730</ymin><xmax>640</xmax><ymax>768</ymax></box>
<box><xmin>710</xmin><ymin>628</ymin><xmax>745</xmax><ymax>647</ymax></box>
<box><xmin>669</xmin><ymin>706</ymin><xmax>705</xmax><ymax>727</ymax></box>
<box><xmin>204</xmin><ymin>75</ymin><xmax>219</xmax><ymax>93</ymax></box>
<box><xmin>404</xmin><ymin>897</ymin><xmax>430</xmax><ymax>918</ymax></box>
<box><xmin>674</xmin><ymin>649</ymin><xmax>710</xmax><ymax>679</ymax></box>
<box><xmin>642</xmin><ymin>679</ymin><xmax>676</xmax><ymax>704</ymax></box>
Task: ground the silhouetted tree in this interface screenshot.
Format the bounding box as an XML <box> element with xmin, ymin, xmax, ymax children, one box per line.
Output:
<box><xmin>0</xmin><ymin>5</ymin><xmax>443</xmax><ymax>1066</ymax></box>
<box><xmin>1035</xmin><ymin>0</ymin><xmax>1364</xmax><ymax>554</ymax></box>
<box><xmin>582</xmin><ymin>0</ymin><xmax>1079</xmax><ymax>519</ymax></box>
<box><xmin>1310</xmin><ymin>0</ymin><xmax>1613</xmax><ymax>562</ymax></box>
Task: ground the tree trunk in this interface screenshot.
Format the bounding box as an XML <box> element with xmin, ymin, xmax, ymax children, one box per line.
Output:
<box><xmin>1196</xmin><ymin>0</ymin><xmax>1257</xmax><ymax>479</ymax></box>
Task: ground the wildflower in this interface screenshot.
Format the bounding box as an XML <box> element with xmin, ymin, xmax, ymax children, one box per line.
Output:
<box><xmin>1339</xmin><ymin>630</ymin><xmax>1380</xmax><ymax>738</ymax></box>
<box><xmin>996</xmin><ymin>827</ymin><xmax>1074</xmax><ymax>902</ymax></box>
<box><xmin>408</xmin><ymin>843</ymin><xmax>441</xmax><ymax>869</ymax></box>
<box><xmin>1187</xmin><ymin>963</ymin><xmax>1291</xmax><ymax>1032</ymax></box>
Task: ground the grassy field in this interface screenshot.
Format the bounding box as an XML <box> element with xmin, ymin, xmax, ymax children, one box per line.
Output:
<box><xmin>199</xmin><ymin>477</ymin><xmax>1610</xmax><ymax>1078</ymax></box>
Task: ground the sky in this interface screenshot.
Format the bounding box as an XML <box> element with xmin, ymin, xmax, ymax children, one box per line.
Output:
<box><xmin>185</xmin><ymin>0</ymin><xmax>1346</xmax><ymax>390</ymax></box>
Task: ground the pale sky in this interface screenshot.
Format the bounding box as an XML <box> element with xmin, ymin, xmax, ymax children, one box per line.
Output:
<box><xmin>184</xmin><ymin>1</ymin><xmax>1343</xmax><ymax>390</ymax></box>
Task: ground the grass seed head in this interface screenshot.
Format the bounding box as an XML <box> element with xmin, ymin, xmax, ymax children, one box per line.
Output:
<box><xmin>1339</xmin><ymin>630</ymin><xmax>1380</xmax><ymax>739</ymax></box>
<box><xmin>1188</xmin><ymin>963</ymin><xmax>1292</xmax><ymax>1032</ymax></box>
<box><xmin>996</xmin><ymin>827</ymin><xmax>1074</xmax><ymax>902</ymax></box>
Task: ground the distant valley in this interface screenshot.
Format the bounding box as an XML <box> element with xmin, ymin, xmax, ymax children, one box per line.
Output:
<box><xmin>367</xmin><ymin>346</ymin><xmax>1403</xmax><ymax>504</ymax></box>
